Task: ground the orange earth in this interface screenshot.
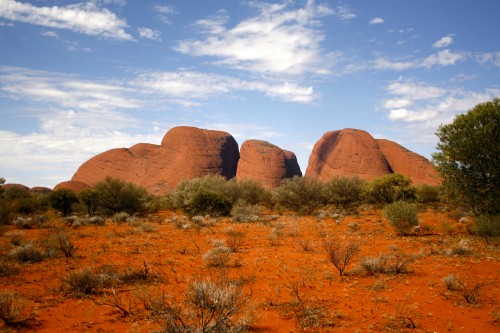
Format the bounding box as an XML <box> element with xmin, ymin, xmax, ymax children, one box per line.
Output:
<box><xmin>0</xmin><ymin>207</ymin><xmax>498</xmax><ymax>332</ymax></box>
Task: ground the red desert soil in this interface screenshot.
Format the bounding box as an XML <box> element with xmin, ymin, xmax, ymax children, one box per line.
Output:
<box><xmin>1</xmin><ymin>208</ymin><xmax>498</xmax><ymax>332</ymax></box>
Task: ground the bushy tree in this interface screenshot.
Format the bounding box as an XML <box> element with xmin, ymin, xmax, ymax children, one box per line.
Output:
<box><xmin>78</xmin><ymin>188</ymin><xmax>99</xmax><ymax>216</ymax></box>
<box><xmin>48</xmin><ymin>189</ymin><xmax>79</xmax><ymax>216</ymax></box>
<box><xmin>169</xmin><ymin>175</ymin><xmax>231</xmax><ymax>212</ymax></box>
<box><xmin>94</xmin><ymin>177</ymin><xmax>149</xmax><ymax>215</ymax></box>
<box><xmin>226</xmin><ymin>178</ymin><xmax>271</xmax><ymax>206</ymax></box>
<box><xmin>367</xmin><ymin>174</ymin><xmax>416</xmax><ymax>204</ymax></box>
<box><xmin>187</xmin><ymin>189</ymin><xmax>233</xmax><ymax>217</ymax></box>
<box><xmin>432</xmin><ymin>98</ymin><xmax>500</xmax><ymax>214</ymax></box>
<box><xmin>383</xmin><ymin>201</ymin><xmax>419</xmax><ymax>236</ymax></box>
<box><xmin>272</xmin><ymin>176</ymin><xmax>325</xmax><ymax>215</ymax></box>
<box><xmin>324</xmin><ymin>176</ymin><xmax>366</xmax><ymax>209</ymax></box>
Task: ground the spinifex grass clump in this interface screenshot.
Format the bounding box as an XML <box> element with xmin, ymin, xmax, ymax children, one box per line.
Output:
<box><xmin>383</xmin><ymin>201</ymin><xmax>419</xmax><ymax>236</ymax></box>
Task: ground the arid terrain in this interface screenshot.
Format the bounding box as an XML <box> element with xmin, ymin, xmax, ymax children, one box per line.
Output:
<box><xmin>1</xmin><ymin>207</ymin><xmax>498</xmax><ymax>332</ymax></box>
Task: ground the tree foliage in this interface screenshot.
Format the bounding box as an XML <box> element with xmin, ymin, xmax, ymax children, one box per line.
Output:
<box><xmin>48</xmin><ymin>189</ymin><xmax>79</xmax><ymax>216</ymax></box>
<box><xmin>94</xmin><ymin>177</ymin><xmax>149</xmax><ymax>215</ymax></box>
<box><xmin>432</xmin><ymin>98</ymin><xmax>500</xmax><ymax>214</ymax></box>
<box><xmin>78</xmin><ymin>188</ymin><xmax>100</xmax><ymax>216</ymax></box>
<box><xmin>323</xmin><ymin>176</ymin><xmax>366</xmax><ymax>209</ymax></box>
<box><xmin>367</xmin><ymin>174</ymin><xmax>416</xmax><ymax>204</ymax></box>
<box><xmin>272</xmin><ymin>176</ymin><xmax>325</xmax><ymax>215</ymax></box>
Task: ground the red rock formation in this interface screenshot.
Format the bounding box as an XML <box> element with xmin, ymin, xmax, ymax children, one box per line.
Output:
<box><xmin>30</xmin><ymin>186</ymin><xmax>52</xmax><ymax>194</ymax></box>
<box><xmin>376</xmin><ymin>139</ymin><xmax>441</xmax><ymax>185</ymax></box>
<box><xmin>2</xmin><ymin>184</ymin><xmax>30</xmax><ymax>191</ymax></box>
<box><xmin>70</xmin><ymin>126</ymin><xmax>240</xmax><ymax>194</ymax></box>
<box><xmin>306</xmin><ymin>129</ymin><xmax>392</xmax><ymax>182</ymax></box>
<box><xmin>53</xmin><ymin>181</ymin><xmax>90</xmax><ymax>192</ymax></box>
<box><xmin>236</xmin><ymin>140</ymin><xmax>302</xmax><ymax>188</ymax></box>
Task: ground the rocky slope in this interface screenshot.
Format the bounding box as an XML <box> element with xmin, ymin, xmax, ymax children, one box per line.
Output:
<box><xmin>306</xmin><ymin>128</ymin><xmax>439</xmax><ymax>185</ymax></box>
<box><xmin>236</xmin><ymin>140</ymin><xmax>302</xmax><ymax>188</ymax></box>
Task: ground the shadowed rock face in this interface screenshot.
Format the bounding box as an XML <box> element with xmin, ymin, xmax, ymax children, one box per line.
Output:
<box><xmin>69</xmin><ymin>126</ymin><xmax>240</xmax><ymax>195</ymax></box>
<box><xmin>30</xmin><ymin>186</ymin><xmax>52</xmax><ymax>194</ymax></box>
<box><xmin>306</xmin><ymin>129</ymin><xmax>392</xmax><ymax>182</ymax></box>
<box><xmin>306</xmin><ymin>128</ymin><xmax>440</xmax><ymax>185</ymax></box>
<box><xmin>236</xmin><ymin>140</ymin><xmax>302</xmax><ymax>188</ymax></box>
<box><xmin>376</xmin><ymin>139</ymin><xmax>441</xmax><ymax>185</ymax></box>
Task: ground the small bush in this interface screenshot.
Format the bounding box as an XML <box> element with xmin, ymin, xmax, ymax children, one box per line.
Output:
<box><xmin>324</xmin><ymin>238</ymin><xmax>359</xmax><ymax>276</ymax></box>
<box><xmin>273</xmin><ymin>176</ymin><xmax>325</xmax><ymax>215</ymax></box>
<box><xmin>112</xmin><ymin>212</ymin><xmax>130</xmax><ymax>223</ymax></box>
<box><xmin>88</xmin><ymin>216</ymin><xmax>105</xmax><ymax>226</ymax></box>
<box><xmin>94</xmin><ymin>177</ymin><xmax>150</xmax><ymax>215</ymax></box>
<box><xmin>0</xmin><ymin>290</ymin><xmax>30</xmax><ymax>325</ymax></box>
<box><xmin>383</xmin><ymin>201</ymin><xmax>419</xmax><ymax>236</ymax></box>
<box><xmin>416</xmin><ymin>185</ymin><xmax>440</xmax><ymax>203</ymax></box>
<box><xmin>48</xmin><ymin>188</ymin><xmax>79</xmax><ymax>216</ymax></box>
<box><xmin>226</xmin><ymin>230</ymin><xmax>245</xmax><ymax>252</ymax></box>
<box><xmin>188</xmin><ymin>189</ymin><xmax>232</xmax><ymax>217</ymax></box>
<box><xmin>443</xmin><ymin>274</ymin><xmax>463</xmax><ymax>291</ymax></box>
<box><xmin>54</xmin><ymin>232</ymin><xmax>77</xmax><ymax>258</ymax></box>
<box><xmin>203</xmin><ymin>241</ymin><xmax>232</xmax><ymax>268</ymax></box>
<box><xmin>63</xmin><ymin>267</ymin><xmax>115</xmax><ymax>296</ymax></box>
<box><xmin>230</xmin><ymin>200</ymin><xmax>263</xmax><ymax>222</ymax></box>
<box><xmin>158</xmin><ymin>278</ymin><xmax>252</xmax><ymax>333</ymax></box>
<box><xmin>9</xmin><ymin>243</ymin><xmax>44</xmax><ymax>263</ymax></box>
<box><xmin>324</xmin><ymin>176</ymin><xmax>366</xmax><ymax>209</ymax></box>
<box><xmin>13</xmin><ymin>216</ymin><xmax>40</xmax><ymax>229</ymax></box>
<box><xmin>473</xmin><ymin>214</ymin><xmax>500</xmax><ymax>242</ymax></box>
<box><xmin>6</xmin><ymin>231</ymin><xmax>24</xmax><ymax>246</ymax></box>
<box><xmin>0</xmin><ymin>261</ymin><xmax>21</xmax><ymax>277</ymax></box>
<box><xmin>367</xmin><ymin>174</ymin><xmax>416</xmax><ymax>204</ymax></box>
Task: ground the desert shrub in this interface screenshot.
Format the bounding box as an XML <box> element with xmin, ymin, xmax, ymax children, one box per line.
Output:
<box><xmin>158</xmin><ymin>278</ymin><xmax>252</xmax><ymax>333</ymax></box>
<box><xmin>273</xmin><ymin>176</ymin><xmax>325</xmax><ymax>215</ymax></box>
<box><xmin>226</xmin><ymin>230</ymin><xmax>245</xmax><ymax>252</ymax></box>
<box><xmin>383</xmin><ymin>201</ymin><xmax>419</xmax><ymax>236</ymax></box>
<box><xmin>324</xmin><ymin>176</ymin><xmax>366</xmax><ymax>209</ymax></box>
<box><xmin>203</xmin><ymin>241</ymin><xmax>232</xmax><ymax>268</ymax></box>
<box><xmin>367</xmin><ymin>174</ymin><xmax>416</xmax><ymax>204</ymax></box>
<box><xmin>48</xmin><ymin>188</ymin><xmax>79</xmax><ymax>216</ymax></box>
<box><xmin>187</xmin><ymin>189</ymin><xmax>232</xmax><ymax>217</ymax></box>
<box><xmin>13</xmin><ymin>216</ymin><xmax>38</xmax><ymax>229</ymax></box>
<box><xmin>361</xmin><ymin>250</ymin><xmax>415</xmax><ymax>275</ymax></box>
<box><xmin>472</xmin><ymin>214</ymin><xmax>500</xmax><ymax>242</ymax></box>
<box><xmin>360</xmin><ymin>255</ymin><xmax>387</xmax><ymax>275</ymax></box>
<box><xmin>0</xmin><ymin>290</ymin><xmax>30</xmax><ymax>326</ymax></box>
<box><xmin>230</xmin><ymin>200</ymin><xmax>263</xmax><ymax>222</ymax></box>
<box><xmin>54</xmin><ymin>231</ymin><xmax>77</xmax><ymax>258</ymax></box>
<box><xmin>227</xmin><ymin>178</ymin><xmax>272</xmax><ymax>206</ymax></box>
<box><xmin>112</xmin><ymin>212</ymin><xmax>130</xmax><ymax>223</ymax></box>
<box><xmin>416</xmin><ymin>184</ymin><xmax>441</xmax><ymax>204</ymax></box>
<box><xmin>9</xmin><ymin>243</ymin><xmax>44</xmax><ymax>263</ymax></box>
<box><xmin>443</xmin><ymin>274</ymin><xmax>463</xmax><ymax>291</ymax></box>
<box><xmin>94</xmin><ymin>177</ymin><xmax>150</xmax><ymax>215</ymax></box>
<box><xmin>0</xmin><ymin>199</ymin><xmax>10</xmax><ymax>225</ymax></box>
<box><xmin>6</xmin><ymin>231</ymin><xmax>24</xmax><ymax>246</ymax></box>
<box><xmin>169</xmin><ymin>175</ymin><xmax>231</xmax><ymax>212</ymax></box>
<box><xmin>323</xmin><ymin>238</ymin><xmax>360</xmax><ymax>276</ymax></box>
<box><xmin>63</xmin><ymin>267</ymin><xmax>117</xmax><ymax>296</ymax></box>
<box><xmin>78</xmin><ymin>188</ymin><xmax>100</xmax><ymax>216</ymax></box>
<box><xmin>88</xmin><ymin>216</ymin><xmax>105</xmax><ymax>226</ymax></box>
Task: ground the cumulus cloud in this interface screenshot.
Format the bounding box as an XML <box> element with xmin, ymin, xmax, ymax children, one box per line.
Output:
<box><xmin>374</xmin><ymin>49</ymin><xmax>467</xmax><ymax>71</ymax></box>
<box><xmin>369</xmin><ymin>17</ymin><xmax>384</xmax><ymax>25</ymax></box>
<box><xmin>0</xmin><ymin>0</ymin><xmax>133</xmax><ymax>40</ymax></box>
<box><xmin>138</xmin><ymin>27</ymin><xmax>161</xmax><ymax>41</ymax></box>
<box><xmin>154</xmin><ymin>4</ymin><xmax>174</xmax><ymax>24</ymax></box>
<box><xmin>422</xmin><ymin>49</ymin><xmax>466</xmax><ymax>67</ymax></box>
<box><xmin>433</xmin><ymin>34</ymin><xmax>453</xmax><ymax>48</ymax></box>
<box><xmin>380</xmin><ymin>79</ymin><xmax>500</xmax><ymax>143</ymax></box>
<box><xmin>175</xmin><ymin>0</ymin><xmax>335</xmax><ymax>75</ymax></box>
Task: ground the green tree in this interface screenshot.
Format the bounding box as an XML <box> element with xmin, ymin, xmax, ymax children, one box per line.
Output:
<box><xmin>48</xmin><ymin>189</ymin><xmax>79</xmax><ymax>216</ymax></box>
<box><xmin>324</xmin><ymin>176</ymin><xmax>367</xmax><ymax>209</ymax></box>
<box><xmin>94</xmin><ymin>177</ymin><xmax>149</xmax><ymax>215</ymax></box>
<box><xmin>78</xmin><ymin>188</ymin><xmax>100</xmax><ymax>216</ymax></box>
<box><xmin>432</xmin><ymin>98</ymin><xmax>500</xmax><ymax>214</ymax></box>
<box><xmin>272</xmin><ymin>176</ymin><xmax>325</xmax><ymax>215</ymax></box>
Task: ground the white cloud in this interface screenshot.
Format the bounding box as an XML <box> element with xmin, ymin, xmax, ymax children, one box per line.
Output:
<box><xmin>476</xmin><ymin>52</ymin><xmax>500</xmax><ymax>67</ymax></box>
<box><xmin>381</xmin><ymin>79</ymin><xmax>500</xmax><ymax>143</ymax></box>
<box><xmin>138</xmin><ymin>27</ymin><xmax>161</xmax><ymax>41</ymax></box>
<box><xmin>369</xmin><ymin>17</ymin><xmax>384</xmax><ymax>25</ymax></box>
<box><xmin>175</xmin><ymin>1</ymin><xmax>335</xmax><ymax>75</ymax></box>
<box><xmin>333</xmin><ymin>4</ymin><xmax>356</xmax><ymax>21</ymax></box>
<box><xmin>135</xmin><ymin>70</ymin><xmax>315</xmax><ymax>104</ymax></box>
<box><xmin>422</xmin><ymin>49</ymin><xmax>466</xmax><ymax>67</ymax></box>
<box><xmin>154</xmin><ymin>4</ymin><xmax>174</xmax><ymax>24</ymax></box>
<box><xmin>0</xmin><ymin>0</ymin><xmax>133</xmax><ymax>40</ymax></box>
<box><xmin>374</xmin><ymin>58</ymin><xmax>416</xmax><ymax>71</ymax></box>
<box><xmin>433</xmin><ymin>34</ymin><xmax>453</xmax><ymax>48</ymax></box>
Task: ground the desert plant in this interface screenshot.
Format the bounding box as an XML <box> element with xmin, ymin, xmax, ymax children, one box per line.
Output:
<box><xmin>324</xmin><ymin>176</ymin><xmax>366</xmax><ymax>209</ymax></box>
<box><xmin>298</xmin><ymin>239</ymin><xmax>315</xmax><ymax>252</ymax></box>
<box><xmin>54</xmin><ymin>231</ymin><xmax>77</xmax><ymax>258</ymax></box>
<box><xmin>0</xmin><ymin>290</ymin><xmax>30</xmax><ymax>326</ymax></box>
<box><xmin>226</xmin><ymin>230</ymin><xmax>245</xmax><ymax>252</ymax></box>
<box><xmin>94</xmin><ymin>177</ymin><xmax>150</xmax><ymax>215</ymax></box>
<box><xmin>0</xmin><ymin>261</ymin><xmax>21</xmax><ymax>277</ymax></box>
<box><xmin>9</xmin><ymin>243</ymin><xmax>44</xmax><ymax>263</ymax></box>
<box><xmin>158</xmin><ymin>278</ymin><xmax>252</xmax><ymax>333</ymax></box>
<box><xmin>323</xmin><ymin>238</ymin><xmax>360</xmax><ymax>276</ymax></box>
<box><xmin>48</xmin><ymin>188</ymin><xmax>79</xmax><ymax>216</ymax></box>
<box><xmin>472</xmin><ymin>214</ymin><xmax>500</xmax><ymax>243</ymax></box>
<box><xmin>273</xmin><ymin>176</ymin><xmax>325</xmax><ymax>215</ymax></box>
<box><xmin>187</xmin><ymin>189</ymin><xmax>232</xmax><ymax>217</ymax></box>
<box><xmin>6</xmin><ymin>231</ymin><xmax>24</xmax><ymax>246</ymax></box>
<box><xmin>203</xmin><ymin>241</ymin><xmax>232</xmax><ymax>268</ymax></box>
<box><xmin>88</xmin><ymin>216</ymin><xmax>105</xmax><ymax>226</ymax></box>
<box><xmin>443</xmin><ymin>274</ymin><xmax>463</xmax><ymax>291</ymax></box>
<box><xmin>383</xmin><ymin>201</ymin><xmax>419</xmax><ymax>236</ymax></box>
<box><xmin>78</xmin><ymin>188</ymin><xmax>100</xmax><ymax>216</ymax></box>
<box><xmin>367</xmin><ymin>173</ymin><xmax>416</xmax><ymax>204</ymax></box>
<box><xmin>416</xmin><ymin>184</ymin><xmax>441</xmax><ymax>203</ymax></box>
<box><xmin>62</xmin><ymin>267</ymin><xmax>113</xmax><ymax>296</ymax></box>
<box><xmin>230</xmin><ymin>200</ymin><xmax>263</xmax><ymax>222</ymax></box>
<box><xmin>227</xmin><ymin>178</ymin><xmax>271</xmax><ymax>206</ymax></box>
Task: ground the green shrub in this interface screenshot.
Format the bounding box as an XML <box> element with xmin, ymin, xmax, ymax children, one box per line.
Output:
<box><xmin>78</xmin><ymin>188</ymin><xmax>99</xmax><ymax>216</ymax></box>
<box><xmin>273</xmin><ymin>176</ymin><xmax>325</xmax><ymax>215</ymax></box>
<box><xmin>383</xmin><ymin>201</ymin><xmax>419</xmax><ymax>235</ymax></box>
<box><xmin>94</xmin><ymin>177</ymin><xmax>150</xmax><ymax>215</ymax></box>
<box><xmin>9</xmin><ymin>243</ymin><xmax>44</xmax><ymax>263</ymax></box>
<box><xmin>323</xmin><ymin>176</ymin><xmax>366</xmax><ymax>209</ymax></box>
<box><xmin>368</xmin><ymin>174</ymin><xmax>416</xmax><ymax>204</ymax></box>
<box><xmin>0</xmin><ymin>199</ymin><xmax>10</xmax><ymax>225</ymax></box>
<box><xmin>416</xmin><ymin>184</ymin><xmax>441</xmax><ymax>203</ymax></box>
<box><xmin>227</xmin><ymin>179</ymin><xmax>271</xmax><ymax>206</ymax></box>
<box><xmin>187</xmin><ymin>189</ymin><xmax>232</xmax><ymax>217</ymax></box>
<box><xmin>48</xmin><ymin>189</ymin><xmax>79</xmax><ymax>216</ymax></box>
<box><xmin>0</xmin><ymin>290</ymin><xmax>30</xmax><ymax>325</ymax></box>
<box><xmin>169</xmin><ymin>175</ymin><xmax>232</xmax><ymax>211</ymax></box>
<box><xmin>473</xmin><ymin>214</ymin><xmax>500</xmax><ymax>242</ymax></box>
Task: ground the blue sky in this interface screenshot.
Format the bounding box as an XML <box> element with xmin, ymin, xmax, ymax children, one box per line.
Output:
<box><xmin>0</xmin><ymin>0</ymin><xmax>499</xmax><ymax>188</ymax></box>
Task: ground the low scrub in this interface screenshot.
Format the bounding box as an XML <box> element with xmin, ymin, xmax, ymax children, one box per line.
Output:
<box><xmin>273</xmin><ymin>176</ymin><xmax>325</xmax><ymax>215</ymax></box>
<box><xmin>472</xmin><ymin>214</ymin><xmax>500</xmax><ymax>243</ymax></box>
<box><xmin>324</xmin><ymin>238</ymin><xmax>360</xmax><ymax>276</ymax></box>
<box><xmin>0</xmin><ymin>290</ymin><xmax>31</xmax><ymax>326</ymax></box>
<box><xmin>9</xmin><ymin>243</ymin><xmax>44</xmax><ymax>263</ymax></box>
<box><xmin>383</xmin><ymin>201</ymin><xmax>419</xmax><ymax>236</ymax></box>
